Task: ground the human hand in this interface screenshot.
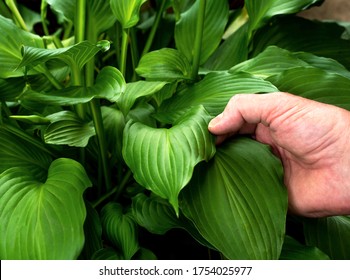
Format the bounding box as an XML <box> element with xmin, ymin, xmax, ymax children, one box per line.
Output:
<box><xmin>208</xmin><ymin>92</ymin><xmax>350</xmax><ymax>217</ymax></box>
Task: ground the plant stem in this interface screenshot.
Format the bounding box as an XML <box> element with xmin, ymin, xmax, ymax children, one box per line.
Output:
<box><xmin>191</xmin><ymin>0</ymin><xmax>206</xmax><ymax>80</ymax></box>
<box><xmin>75</xmin><ymin>0</ymin><xmax>86</xmax><ymax>43</ymax></box>
<box><xmin>120</xmin><ymin>29</ymin><xmax>129</xmax><ymax>77</ymax></box>
<box><xmin>141</xmin><ymin>0</ymin><xmax>167</xmax><ymax>57</ymax></box>
<box><xmin>85</xmin><ymin>7</ymin><xmax>112</xmax><ymax>192</ymax></box>
<box><xmin>91</xmin><ymin>170</ymin><xmax>132</xmax><ymax>209</ymax></box>
<box><xmin>5</xmin><ymin>0</ymin><xmax>28</xmax><ymax>31</ymax></box>
<box><xmin>40</xmin><ymin>0</ymin><xmax>50</xmax><ymax>36</ymax></box>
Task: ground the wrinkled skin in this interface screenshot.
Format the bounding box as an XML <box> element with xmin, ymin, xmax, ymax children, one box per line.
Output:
<box><xmin>209</xmin><ymin>92</ymin><xmax>350</xmax><ymax>217</ymax></box>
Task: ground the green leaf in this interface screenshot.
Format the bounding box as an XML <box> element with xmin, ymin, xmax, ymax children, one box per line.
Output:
<box><xmin>131</xmin><ymin>193</ymin><xmax>214</xmax><ymax>249</ymax></box>
<box><xmin>267</xmin><ymin>67</ymin><xmax>350</xmax><ymax>110</ymax></box>
<box><xmin>110</xmin><ymin>0</ymin><xmax>148</xmax><ymax>29</ymax></box>
<box><xmin>133</xmin><ymin>247</ymin><xmax>157</xmax><ymax>260</ymax></box>
<box><xmin>79</xmin><ymin>202</ymin><xmax>103</xmax><ymax>259</ymax></box>
<box><xmin>303</xmin><ymin>216</ymin><xmax>350</xmax><ymax>260</ymax></box>
<box><xmin>117</xmin><ymin>81</ymin><xmax>168</xmax><ymax>115</ymax></box>
<box><xmin>20</xmin><ymin>66</ymin><xmax>125</xmax><ymax>106</ymax></box>
<box><xmin>87</xmin><ymin>0</ymin><xmax>117</xmax><ymax>35</ymax></box>
<box><xmin>204</xmin><ymin>23</ymin><xmax>249</xmax><ymax>71</ymax></box>
<box><xmin>252</xmin><ymin>16</ymin><xmax>350</xmax><ymax>68</ymax></box>
<box><xmin>175</xmin><ymin>0</ymin><xmax>229</xmax><ymax>64</ymax></box>
<box><xmin>156</xmin><ymin>71</ymin><xmax>278</xmax><ymax>123</ymax></box>
<box><xmin>175</xmin><ymin>0</ymin><xmax>229</xmax><ymax>65</ymax></box>
<box><xmin>123</xmin><ymin>106</ymin><xmax>216</xmax><ymax>214</ymax></box>
<box><xmin>101</xmin><ymin>203</ymin><xmax>139</xmax><ymax>260</ymax></box>
<box><xmin>136</xmin><ymin>48</ymin><xmax>192</xmax><ymax>81</ymax></box>
<box><xmin>231</xmin><ymin>45</ymin><xmax>350</xmax><ymax>79</ymax></box>
<box><xmin>19</xmin><ymin>40</ymin><xmax>111</xmax><ymax>70</ymax></box>
<box><xmin>280</xmin><ymin>236</ymin><xmax>330</xmax><ymax>260</ymax></box>
<box><xmin>44</xmin><ymin>111</ymin><xmax>95</xmax><ymax>147</ymax></box>
<box><xmin>0</xmin><ymin>125</ymin><xmax>53</xmax><ymax>180</ymax></box>
<box><xmin>245</xmin><ymin>0</ymin><xmax>320</xmax><ymax>32</ymax></box>
<box><xmin>46</xmin><ymin>0</ymin><xmax>75</xmax><ymax>22</ymax></box>
<box><xmin>0</xmin><ymin>15</ymin><xmax>44</xmax><ymax>78</ymax></box>
<box><xmin>101</xmin><ymin>106</ymin><xmax>125</xmax><ymax>163</ymax></box>
<box><xmin>181</xmin><ymin>138</ymin><xmax>288</xmax><ymax>259</ymax></box>
<box><xmin>230</xmin><ymin>46</ymin><xmax>309</xmax><ymax>78</ymax></box>
<box><xmin>0</xmin><ymin>158</ymin><xmax>91</xmax><ymax>259</ymax></box>
<box><xmin>92</xmin><ymin>248</ymin><xmax>124</xmax><ymax>260</ymax></box>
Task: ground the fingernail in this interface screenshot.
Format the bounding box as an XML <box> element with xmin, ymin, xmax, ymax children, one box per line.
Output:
<box><xmin>208</xmin><ymin>113</ymin><xmax>223</xmax><ymax>128</ymax></box>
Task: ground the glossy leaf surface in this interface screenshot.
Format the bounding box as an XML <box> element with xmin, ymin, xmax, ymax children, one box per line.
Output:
<box><xmin>156</xmin><ymin>71</ymin><xmax>278</xmax><ymax>123</ymax></box>
<box><xmin>123</xmin><ymin>106</ymin><xmax>216</xmax><ymax>214</ymax></box>
<box><xmin>20</xmin><ymin>66</ymin><xmax>125</xmax><ymax>105</ymax></box>
<box><xmin>175</xmin><ymin>0</ymin><xmax>229</xmax><ymax>65</ymax></box>
<box><xmin>303</xmin><ymin>216</ymin><xmax>350</xmax><ymax>260</ymax></box>
<box><xmin>101</xmin><ymin>203</ymin><xmax>139</xmax><ymax>260</ymax></box>
<box><xmin>0</xmin><ymin>158</ymin><xmax>91</xmax><ymax>259</ymax></box>
<box><xmin>45</xmin><ymin>111</ymin><xmax>95</xmax><ymax>147</ymax></box>
<box><xmin>136</xmin><ymin>48</ymin><xmax>192</xmax><ymax>81</ymax></box>
<box><xmin>110</xmin><ymin>0</ymin><xmax>147</xmax><ymax>29</ymax></box>
<box><xmin>181</xmin><ymin>138</ymin><xmax>287</xmax><ymax>259</ymax></box>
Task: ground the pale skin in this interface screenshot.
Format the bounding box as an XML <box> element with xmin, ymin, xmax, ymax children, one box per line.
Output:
<box><xmin>208</xmin><ymin>92</ymin><xmax>350</xmax><ymax>217</ymax></box>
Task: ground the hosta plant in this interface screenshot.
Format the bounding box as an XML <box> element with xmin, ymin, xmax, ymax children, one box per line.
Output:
<box><xmin>0</xmin><ymin>0</ymin><xmax>350</xmax><ymax>260</ymax></box>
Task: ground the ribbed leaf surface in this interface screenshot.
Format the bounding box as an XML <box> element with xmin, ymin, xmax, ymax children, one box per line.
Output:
<box><xmin>0</xmin><ymin>125</ymin><xmax>52</xmax><ymax>180</ymax></box>
<box><xmin>0</xmin><ymin>158</ymin><xmax>91</xmax><ymax>259</ymax></box>
<box><xmin>0</xmin><ymin>15</ymin><xmax>44</xmax><ymax>78</ymax></box>
<box><xmin>117</xmin><ymin>81</ymin><xmax>167</xmax><ymax>115</ymax></box>
<box><xmin>136</xmin><ymin>48</ymin><xmax>192</xmax><ymax>81</ymax></box>
<box><xmin>101</xmin><ymin>203</ymin><xmax>139</xmax><ymax>260</ymax></box>
<box><xmin>303</xmin><ymin>216</ymin><xmax>350</xmax><ymax>259</ymax></box>
<box><xmin>45</xmin><ymin>111</ymin><xmax>95</xmax><ymax>147</ymax></box>
<box><xmin>156</xmin><ymin>71</ymin><xmax>278</xmax><ymax>123</ymax></box>
<box><xmin>252</xmin><ymin>16</ymin><xmax>350</xmax><ymax>68</ymax></box>
<box><xmin>267</xmin><ymin>67</ymin><xmax>350</xmax><ymax>110</ymax></box>
<box><xmin>181</xmin><ymin>138</ymin><xmax>287</xmax><ymax>259</ymax></box>
<box><xmin>19</xmin><ymin>40</ymin><xmax>110</xmax><ymax>70</ymax></box>
<box><xmin>280</xmin><ymin>236</ymin><xmax>330</xmax><ymax>260</ymax></box>
<box><xmin>175</xmin><ymin>0</ymin><xmax>229</xmax><ymax>65</ymax></box>
<box><xmin>110</xmin><ymin>0</ymin><xmax>147</xmax><ymax>28</ymax></box>
<box><xmin>123</xmin><ymin>106</ymin><xmax>216</xmax><ymax>214</ymax></box>
<box><xmin>20</xmin><ymin>66</ymin><xmax>125</xmax><ymax>106</ymax></box>
<box><xmin>245</xmin><ymin>0</ymin><xmax>320</xmax><ymax>31</ymax></box>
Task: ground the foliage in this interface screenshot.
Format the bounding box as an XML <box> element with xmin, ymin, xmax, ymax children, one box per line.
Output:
<box><xmin>0</xmin><ymin>0</ymin><xmax>349</xmax><ymax>260</ymax></box>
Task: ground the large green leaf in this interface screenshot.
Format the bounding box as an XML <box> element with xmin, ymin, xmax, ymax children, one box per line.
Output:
<box><xmin>44</xmin><ymin>111</ymin><xmax>96</xmax><ymax>147</ymax></box>
<box><xmin>136</xmin><ymin>48</ymin><xmax>192</xmax><ymax>81</ymax></box>
<box><xmin>303</xmin><ymin>216</ymin><xmax>350</xmax><ymax>260</ymax></box>
<box><xmin>231</xmin><ymin>46</ymin><xmax>350</xmax><ymax>79</ymax></box>
<box><xmin>0</xmin><ymin>125</ymin><xmax>53</xmax><ymax>180</ymax></box>
<box><xmin>245</xmin><ymin>0</ymin><xmax>320</xmax><ymax>32</ymax></box>
<box><xmin>131</xmin><ymin>193</ymin><xmax>214</xmax><ymax>249</ymax></box>
<box><xmin>0</xmin><ymin>158</ymin><xmax>91</xmax><ymax>259</ymax></box>
<box><xmin>175</xmin><ymin>0</ymin><xmax>229</xmax><ymax>65</ymax></box>
<box><xmin>20</xmin><ymin>66</ymin><xmax>125</xmax><ymax>106</ymax></box>
<box><xmin>252</xmin><ymin>16</ymin><xmax>350</xmax><ymax>68</ymax></box>
<box><xmin>117</xmin><ymin>80</ymin><xmax>167</xmax><ymax>115</ymax></box>
<box><xmin>101</xmin><ymin>202</ymin><xmax>139</xmax><ymax>260</ymax></box>
<box><xmin>156</xmin><ymin>71</ymin><xmax>278</xmax><ymax>123</ymax></box>
<box><xmin>110</xmin><ymin>0</ymin><xmax>148</xmax><ymax>29</ymax></box>
<box><xmin>19</xmin><ymin>40</ymin><xmax>110</xmax><ymax>71</ymax></box>
<box><xmin>123</xmin><ymin>105</ymin><xmax>216</xmax><ymax>214</ymax></box>
<box><xmin>180</xmin><ymin>138</ymin><xmax>288</xmax><ymax>259</ymax></box>
<box><xmin>280</xmin><ymin>236</ymin><xmax>330</xmax><ymax>260</ymax></box>
<box><xmin>0</xmin><ymin>15</ymin><xmax>44</xmax><ymax>78</ymax></box>
<box><xmin>267</xmin><ymin>67</ymin><xmax>350</xmax><ymax>110</ymax></box>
